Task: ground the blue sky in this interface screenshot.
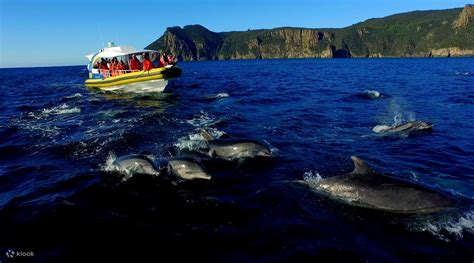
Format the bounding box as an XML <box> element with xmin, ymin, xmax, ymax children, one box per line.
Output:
<box><xmin>0</xmin><ymin>0</ymin><xmax>468</xmax><ymax>68</ymax></box>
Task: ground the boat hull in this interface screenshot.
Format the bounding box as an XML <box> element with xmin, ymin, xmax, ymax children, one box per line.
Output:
<box><xmin>96</xmin><ymin>79</ymin><xmax>168</xmax><ymax>92</ymax></box>
<box><xmin>85</xmin><ymin>66</ymin><xmax>181</xmax><ymax>92</ymax></box>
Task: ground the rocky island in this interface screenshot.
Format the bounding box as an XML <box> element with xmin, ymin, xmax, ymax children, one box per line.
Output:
<box><xmin>146</xmin><ymin>5</ymin><xmax>474</xmax><ymax>60</ymax></box>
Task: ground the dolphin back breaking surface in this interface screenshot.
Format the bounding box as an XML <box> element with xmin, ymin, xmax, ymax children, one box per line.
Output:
<box><xmin>372</xmin><ymin>121</ymin><xmax>433</xmax><ymax>134</ymax></box>
<box><xmin>109</xmin><ymin>154</ymin><xmax>211</xmax><ymax>181</ymax></box>
<box><xmin>308</xmin><ymin>156</ymin><xmax>454</xmax><ymax>213</ymax></box>
<box><xmin>199</xmin><ymin>129</ymin><xmax>273</xmax><ymax>160</ymax></box>
<box><xmin>207</xmin><ymin>139</ymin><xmax>273</xmax><ymax>159</ymax></box>
<box><xmin>167</xmin><ymin>158</ymin><xmax>211</xmax><ymax>180</ymax></box>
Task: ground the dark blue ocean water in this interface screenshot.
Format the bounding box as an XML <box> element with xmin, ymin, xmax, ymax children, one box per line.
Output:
<box><xmin>0</xmin><ymin>58</ymin><xmax>473</xmax><ymax>262</ymax></box>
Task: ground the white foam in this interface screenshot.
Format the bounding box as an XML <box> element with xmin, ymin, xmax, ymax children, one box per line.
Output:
<box><xmin>174</xmin><ymin>127</ymin><xmax>226</xmax><ymax>152</ymax></box>
<box><xmin>212</xmin><ymin>92</ymin><xmax>230</xmax><ymax>98</ymax></box>
<box><xmin>15</xmin><ymin>119</ymin><xmax>61</xmax><ymax>137</ymax></box>
<box><xmin>102</xmin><ymin>152</ymin><xmax>119</xmax><ymax>173</ymax></box>
<box><xmin>455</xmin><ymin>72</ymin><xmax>470</xmax><ymax>76</ymax></box>
<box><xmin>408</xmin><ymin>208</ymin><xmax>474</xmax><ymax>241</ymax></box>
<box><xmin>31</xmin><ymin>104</ymin><xmax>81</xmax><ymax>119</ymax></box>
<box><xmin>410</xmin><ymin>172</ymin><xmax>418</xmax><ymax>182</ymax></box>
<box><xmin>205</xmin><ymin>128</ymin><xmax>226</xmax><ymax>139</ymax></box>
<box><xmin>186</xmin><ymin>111</ymin><xmax>216</xmax><ymax>127</ymax></box>
<box><xmin>174</xmin><ymin>133</ymin><xmax>209</xmax><ymax>151</ymax></box>
<box><xmin>179</xmin><ymin>111</ymin><xmax>226</xmax><ymax>151</ymax></box>
<box><xmin>63</xmin><ymin>93</ymin><xmax>83</xmax><ymax>99</ymax></box>
<box><xmin>263</xmin><ymin>139</ymin><xmax>279</xmax><ymax>156</ymax></box>
<box><xmin>303</xmin><ymin>170</ymin><xmax>323</xmax><ymax>189</ymax></box>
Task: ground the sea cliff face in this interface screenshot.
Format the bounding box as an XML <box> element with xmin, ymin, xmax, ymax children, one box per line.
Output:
<box><xmin>453</xmin><ymin>4</ymin><xmax>474</xmax><ymax>28</ymax></box>
<box><xmin>146</xmin><ymin>5</ymin><xmax>474</xmax><ymax>60</ymax></box>
<box><xmin>219</xmin><ymin>28</ymin><xmax>334</xmax><ymax>60</ymax></box>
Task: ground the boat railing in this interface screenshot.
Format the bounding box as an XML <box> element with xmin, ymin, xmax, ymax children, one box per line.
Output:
<box><xmin>98</xmin><ymin>65</ymin><xmax>172</xmax><ymax>79</ymax></box>
<box><xmin>99</xmin><ymin>69</ymin><xmax>140</xmax><ymax>78</ymax></box>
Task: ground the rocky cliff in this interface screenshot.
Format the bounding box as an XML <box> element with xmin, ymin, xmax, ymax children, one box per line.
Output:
<box><xmin>146</xmin><ymin>5</ymin><xmax>474</xmax><ymax>60</ymax></box>
<box><xmin>453</xmin><ymin>4</ymin><xmax>474</xmax><ymax>28</ymax></box>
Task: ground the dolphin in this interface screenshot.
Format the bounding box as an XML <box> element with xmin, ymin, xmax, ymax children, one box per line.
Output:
<box><xmin>199</xmin><ymin>129</ymin><xmax>273</xmax><ymax>160</ymax></box>
<box><xmin>310</xmin><ymin>156</ymin><xmax>454</xmax><ymax>213</ymax></box>
<box><xmin>372</xmin><ymin>121</ymin><xmax>433</xmax><ymax>134</ymax></box>
<box><xmin>112</xmin><ymin>154</ymin><xmax>160</xmax><ymax>176</ymax></box>
<box><xmin>167</xmin><ymin>158</ymin><xmax>211</xmax><ymax>180</ymax></box>
<box><xmin>112</xmin><ymin>154</ymin><xmax>211</xmax><ymax>181</ymax></box>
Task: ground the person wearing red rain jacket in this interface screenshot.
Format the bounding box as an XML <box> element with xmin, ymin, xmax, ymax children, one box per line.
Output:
<box><xmin>129</xmin><ymin>54</ymin><xmax>141</xmax><ymax>71</ymax></box>
<box><xmin>142</xmin><ymin>53</ymin><xmax>154</xmax><ymax>71</ymax></box>
<box><xmin>98</xmin><ymin>61</ymin><xmax>108</xmax><ymax>78</ymax></box>
<box><xmin>159</xmin><ymin>53</ymin><xmax>166</xmax><ymax>67</ymax></box>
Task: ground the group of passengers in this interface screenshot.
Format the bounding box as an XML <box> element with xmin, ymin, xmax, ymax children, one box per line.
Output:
<box><xmin>96</xmin><ymin>52</ymin><xmax>177</xmax><ymax>78</ymax></box>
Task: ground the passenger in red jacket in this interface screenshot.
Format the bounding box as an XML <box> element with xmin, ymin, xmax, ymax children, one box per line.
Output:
<box><xmin>167</xmin><ymin>53</ymin><xmax>176</xmax><ymax>65</ymax></box>
<box><xmin>97</xmin><ymin>60</ymin><xmax>108</xmax><ymax>78</ymax></box>
<box><xmin>142</xmin><ymin>53</ymin><xmax>154</xmax><ymax>71</ymax></box>
<box><xmin>159</xmin><ymin>53</ymin><xmax>166</xmax><ymax>67</ymax></box>
<box><xmin>129</xmin><ymin>54</ymin><xmax>141</xmax><ymax>71</ymax></box>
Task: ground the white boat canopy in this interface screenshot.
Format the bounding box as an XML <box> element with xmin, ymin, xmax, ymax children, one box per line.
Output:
<box><xmin>86</xmin><ymin>43</ymin><xmax>157</xmax><ymax>61</ymax></box>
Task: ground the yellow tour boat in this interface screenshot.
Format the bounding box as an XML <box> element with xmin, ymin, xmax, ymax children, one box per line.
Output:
<box><xmin>85</xmin><ymin>43</ymin><xmax>181</xmax><ymax>92</ymax></box>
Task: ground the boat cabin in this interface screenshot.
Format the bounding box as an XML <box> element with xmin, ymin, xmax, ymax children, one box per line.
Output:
<box><xmin>86</xmin><ymin>42</ymin><xmax>160</xmax><ymax>79</ymax></box>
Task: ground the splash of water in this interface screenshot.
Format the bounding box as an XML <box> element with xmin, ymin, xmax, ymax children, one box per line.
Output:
<box><xmin>393</xmin><ymin>113</ymin><xmax>403</xmax><ymax>126</ymax></box>
<box><xmin>42</xmin><ymin>103</ymin><xmax>81</xmax><ymax>116</ymax></box>
<box><xmin>186</xmin><ymin>111</ymin><xmax>215</xmax><ymax>127</ymax></box>
<box><xmin>211</xmin><ymin>92</ymin><xmax>230</xmax><ymax>99</ymax></box>
<box><xmin>174</xmin><ymin>132</ymin><xmax>209</xmax><ymax>151</ymax></box>
<box><xmin>28</xmin><ymin>104</ymin><xmax>81</xmax><ymax>119</ymax></box>
<box><xmin>63</xmin><ymin>93</ymin><xmax>83</xmax><ymax>99</ymax></box>
<box><xmin>174</xmin><ymin>128</ymin><xmax>225</xmax><ymax>151</ymax></box>
<box><xmin>101</xmin><ymin>152</ymin><xmax>118</xmax><ymax>173</ymax></box>
<box><xmin>408</xmin><ymin>208</ymin><xmax>474</xmax><ymax>241</ymax></box>
<box><xmin>303</xmin><ymin>171</ymin><xmax>323</xmax><ymax>189</ymax></box>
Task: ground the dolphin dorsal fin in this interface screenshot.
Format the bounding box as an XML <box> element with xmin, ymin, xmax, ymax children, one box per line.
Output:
<box><xmin>351</xmin><ymin>156</ymin><xmax>375</xmax><ymax>175</ymax></box>
<box><xmin>199</xmin><ymin>129</ymin><xmax>214</xmax><ymax>141</ymax></box>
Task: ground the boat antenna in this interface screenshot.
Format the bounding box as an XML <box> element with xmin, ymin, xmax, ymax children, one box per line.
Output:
<box><xmin>98</xmin><ymin>24</ymin><xmax>105</xmax><ymax>48</ymax></box>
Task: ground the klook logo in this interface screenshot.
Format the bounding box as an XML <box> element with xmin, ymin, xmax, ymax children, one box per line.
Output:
<box><xmin>5</xmin><ymin>250</ymin><xmax>15</xmax><ymax>258</ymax></box>
<box><xmin>5</xmin><ymin>249</ymin><xmax>34</xmax><ymax>258</ymax></box>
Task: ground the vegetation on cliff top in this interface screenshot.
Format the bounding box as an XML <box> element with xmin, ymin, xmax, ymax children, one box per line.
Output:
<box><xmin>146</xmin><ymin>5</ymin><xmax>474</xmax><ymax>60</ymax></box>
